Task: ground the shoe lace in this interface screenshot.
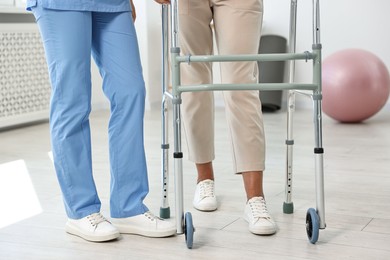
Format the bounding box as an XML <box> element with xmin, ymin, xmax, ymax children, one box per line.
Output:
<box><xmin>248</xmin><ymin>197</ymin><xmax>271</xmax><ymax>219</ymax></box>
<box><xmin>87</xmin><ymin>212</ymin><xmax>108</xmax><ymax>228</ymax></box>
<box><xmin>199</xmin><ymin>180</ymin><xmax>215</xmax><ymax>198</ymax></box>
<box><xmin>144</xmin><ymin>211</ymin><xmax>162</xmax><ymax>222</ymax></box>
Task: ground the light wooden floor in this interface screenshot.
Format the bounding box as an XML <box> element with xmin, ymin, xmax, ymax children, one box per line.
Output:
<box><xmin>1</xmin><ymin>105</ymin><xmax>389</xmax><ymax>260</ymax></box>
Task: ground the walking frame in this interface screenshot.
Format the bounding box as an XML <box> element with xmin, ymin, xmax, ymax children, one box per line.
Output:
<box><xmin>159</xmin><ymin>0</ymin><xmax>325</xmax><ymax>248</ymax></box>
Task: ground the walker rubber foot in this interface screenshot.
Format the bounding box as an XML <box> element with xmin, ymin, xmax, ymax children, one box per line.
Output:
<box><xmin>160</xmin><ymin>207</ymin><xmax>170</xmax><ymax>219</ymax></box>
<box><xmin>283</xmin><ymin>202</ymin><xmax>294</xmax><ymax>214</ymax></box>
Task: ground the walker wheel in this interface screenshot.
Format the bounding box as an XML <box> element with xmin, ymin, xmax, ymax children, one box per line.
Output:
<box><xmin>306</xmin><ymin>208</ymin><xmax>320</xmax><ymax>244</ymax></box>
<box><xmin>184</xmin><ymin>212</ymin><xmax>194</xmax><ymax>249</ymax></box>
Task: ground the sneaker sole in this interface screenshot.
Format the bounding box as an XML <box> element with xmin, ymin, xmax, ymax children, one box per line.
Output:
<box><xmin>248</xmin><ymin>226</ymin><xmax>277</xmax><ymax>235</ymax></box>
<box><xmin>193</xmin><ymin>203</ymin><xmax>218</xmax><ymax>212</ymax></box>
<box><xmin>65</xmin><ymin>224</ymin><xmax>120</xmax><ymax>242</ymax></box>
<box><xmin>114</xmin><ymin>224</ymin><xmax>176</xmax><ymax>238</ymax></box>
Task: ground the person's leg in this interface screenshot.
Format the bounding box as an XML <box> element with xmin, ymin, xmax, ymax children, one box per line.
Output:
<box><xmin>91</xmin><ymin>11</ymin><xmax>175</xmax><ymax>237</ymax></box>
<box><xmin>196</xmin><ymin>162</ymin><xmax>214</xmax><ymax>183</ymax></box>
<box><xmin>179</xmin><ymin>0</ymin><xmax>214</xmax><ymax>170</ymax></box>
<box><xmin>32</xmin><ymin>5</ymin><xmax>120</xmax><ymax>242</ymax></box>
<box><xmin>214</xmin><ymin>0</ymin><xmax>276</xmax><ymax>234</ymax></box>
<box><xmin>242</xmin><ymin>171</ymin><xmax>264</xmax><ymax>200</ymax></box>
<box><xmin>179</xmin><ymin>0</ymin><xmax>217</xmax><ymax>211</ymax></box>
<box><xmin>33</xmin><ymin>5</ymin><xmax>100</xmax><ymax>220</ymax></box>
<box><xmin>213</xmin><ymin>0</ymin><xmax>265</xmax><ymax>198</ymax></box>
<box><xmin>91</xmin><ymin>11</ymin><xmax>148</xmax><ymax>219</ymax></box>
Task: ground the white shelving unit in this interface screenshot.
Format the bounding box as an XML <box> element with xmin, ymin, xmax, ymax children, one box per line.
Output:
<box><xmin>0</xmin><ymin>8</ymin><xmax>28</xmax><ymax>13</ymax></box>
<box><xmin>0</xmin><ymin>2</ymin><xmax>51</xmax><ymax>129</ymax></box>
<box><xmin>0</xmin><ymin>0</ymin><xmax>27</xmax><ymax>12</ymax></box>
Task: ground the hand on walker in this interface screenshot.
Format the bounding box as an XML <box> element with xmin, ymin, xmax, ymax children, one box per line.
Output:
<box><xmin>154</xmin><ymin>0</ymin><xmax>171</xmax><ymax>4</ymax></box>
<box><xmin>130</xmin><ymin>0</ymin><xmax>136</xmax><ymax>21</ymax></box>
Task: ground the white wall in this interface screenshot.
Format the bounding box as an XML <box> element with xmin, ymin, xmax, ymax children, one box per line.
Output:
<box><xmin>263</xmin><ymin>0</ymin><xmax>390</xmax><ymax>80</ymax></box>
<box><xmin>94</xmin><ymin>0</ymin><xmax>390</xmax><ymax>110</ymax></box>
<box><xmin>263</xmin><ymin>0</ymin><xmax>390</xmax><ymax>109</ymax></box>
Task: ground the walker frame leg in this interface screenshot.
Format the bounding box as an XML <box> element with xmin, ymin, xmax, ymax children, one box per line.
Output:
<box><xmin>284</xmin><ymin>0</ymin><xmax>298</xmax><ymax>214</ymax></box>
<box><xmin>160</xmin><ymin>4</ymin><xmax>170</xmax><ymax>219</ymax></box>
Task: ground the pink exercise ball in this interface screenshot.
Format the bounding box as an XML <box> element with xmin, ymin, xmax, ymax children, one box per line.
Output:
<box><xmin>322</xmin><ymin>49</ymin><xmax>390</xmax><ymax>123</ymax></box>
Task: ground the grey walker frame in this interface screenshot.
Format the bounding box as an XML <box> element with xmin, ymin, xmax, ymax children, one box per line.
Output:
<box><xmin>159</xmin><ymin>0</ymin><xmax>326</xmax><ymax>248</ymax></box>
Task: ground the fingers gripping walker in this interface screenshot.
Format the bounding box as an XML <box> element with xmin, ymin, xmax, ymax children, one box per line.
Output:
<box><xmin>159</xmin><ymin>0</ymin><xmax>325</xmax><ymax>248</ymax></box>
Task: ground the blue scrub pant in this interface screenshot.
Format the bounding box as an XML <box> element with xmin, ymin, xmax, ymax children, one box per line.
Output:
<box><xmin>32</xmin><ymin>5</ymin><xmax>149</xmax><ymax>219</ymax></box>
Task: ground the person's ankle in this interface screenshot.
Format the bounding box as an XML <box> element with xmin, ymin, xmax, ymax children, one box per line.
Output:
<box><xmin>196</xmin><ymin>162</ymin><xmax>214</xmax><ymax>183</ymax></box>
<box><xmin>247</xmin><ymin>194</ymin><xmax>264</xmax><ymax>202</ymax></box>
<box><xmin>197</xmin><ymin>177</ymin><xmax>214</xmax><ymax>183</ymax></box>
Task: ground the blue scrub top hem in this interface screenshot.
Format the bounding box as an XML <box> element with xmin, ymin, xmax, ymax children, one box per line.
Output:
<box><xmin>26</xmin><ymin>0</ymin><xmax>132</xmax><ymax>12</ymax></box>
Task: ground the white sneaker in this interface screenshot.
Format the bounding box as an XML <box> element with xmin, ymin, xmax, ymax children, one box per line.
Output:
<box><xmin>65</xmin><ymin>212</ymin><xmax>120</xmax><ymax>242</ymax></box>
<box><xmin>244</xmin><ymin>196</ymin><xmax>277</xmax><ymax>235</ymax></box>
<box><xmin>193</xmin><ymin>179</ymin><xmax>217</xmax><ymax>211</ymax></box>
<box><xmin>111</xmin><ymin>211</ymin><xmax>176</xmax><ymax>238</ymax></box>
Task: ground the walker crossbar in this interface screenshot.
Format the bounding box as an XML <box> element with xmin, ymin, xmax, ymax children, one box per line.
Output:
<box><xmin>176</xmin><ymin>52</ymin><xmax>316</xmax><ymax>63</ymax></box>
<box><xmin>159</xmin><ymin>0</ymin><xmax>326</xmax><ymax>247</ymax></box>
<box><xmin>176</xmin><ymin>83</ymin><xmax>318</xmax><ymax>93</ymax></box>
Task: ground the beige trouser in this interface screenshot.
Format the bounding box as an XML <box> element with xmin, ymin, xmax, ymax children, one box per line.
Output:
<box><xmin>178</xmin><ymin>0</ymin><xmax>265</xmax><ymax>173</ymax></box>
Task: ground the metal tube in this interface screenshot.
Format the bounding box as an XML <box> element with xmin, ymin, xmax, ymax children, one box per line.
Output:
<box><xmin>284</xmin><ymin>0</ymin><xmax>298</xmax><ymax>212</ymax></box>
<box><xmin>288</xmin><ymin>0</ymin><xmax>298</xmax><ymax>85</ymax></box>
<box><xmin>313</xmin><ymin>0</ymin><xmax>321</xmax><ymax>45</ymax></box>
<box><xmin>285</xmin><ymin>91</ymin><xmax>295</xmax><ymax>204</ymax></box>
<box><xmin>162</xmin><ymin>5</ymin><xmax>169</xmax><ymax>96</ymax></box>
<box><xmin>177</xmin><ymin>83</ymin><xmax>318</xmax><ymax>93</ymax></box>
<box><xmin>315</xmin><ymin>153</ymin><xmax>326</xmax><ymax>229</ymax></box>
<box><xmin>170</xmin><ymin>0</ymin><xmax>179</xmax><ymax>48</ymax></box>
<box><xmin>160</xmin><ymin>4</ymin><xmax>170</xmax><ymax>216</ymax></box>
<box><xmin>173</xmin><ymin>103</ymin><xmax>184</xmax><ymax>234</ymax></box>
<box><xmin>311</xmin><ymin>1</ymin><xmax>326</xmax><ymax>228</ymax></box>
<box><xmin>312</xmin><ymin>48</ymin><xmax>323</xmax><ymax>149</ymax></box>
<box><xmin>170</xmin><ymin>14</ymin><xmax>184</xmax><ymax>232</ymax></box>
<box><xmin>176</xmin><ymin>52</ymin><xmax>315</xmax><ymax>63</ymax></box>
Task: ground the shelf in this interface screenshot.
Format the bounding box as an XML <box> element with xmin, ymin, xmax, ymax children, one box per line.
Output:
<box><xmin>0</xmin><ymin>7</ymin><xmax>28</xmax><ymax>14</ymax></box>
